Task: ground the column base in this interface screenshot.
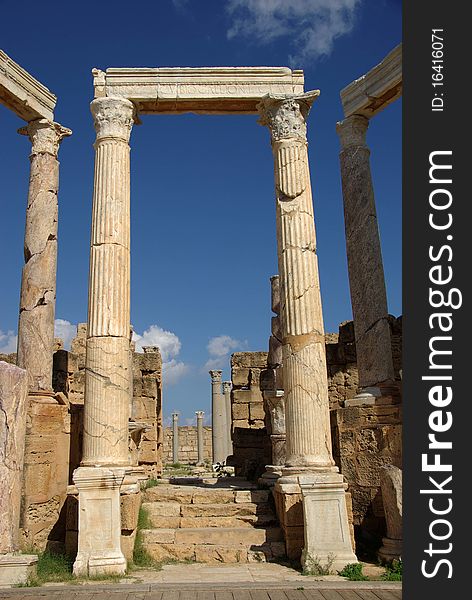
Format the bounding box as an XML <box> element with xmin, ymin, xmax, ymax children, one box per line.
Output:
<box><xmin>378</xmin><ymin>537</ymin><xmax>402</xmax><ymax>563</ymax></box>
<box><xmin>72</xmin><ymin>466</ymin><xmax>127</xmax><ymax>577</ymax></box>
<box><xmin>299</xmin><ymin>472</ymin><xmax>357</xmax><ymax>573</ymax></box>
<box><xmin>259</xmin><ymin>465</ymin><xmax>283</xmax><ymax>487</ymax></box>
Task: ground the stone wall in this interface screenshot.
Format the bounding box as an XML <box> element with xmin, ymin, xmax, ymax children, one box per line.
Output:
<box><xmin>325</xmin><ymin>317</ymin><xmax>402</xmax><ymax>410</ymax></box>
<box><xmin>230</xmin><ymin>352</ymin><xmax>271</xmax><ymax>479</ymax></box>
<box><xmin>331</xmin><ymin>404</ymin><xmax>402</xmax><ymax>552</ymax></box>
<box><xmin>162</xmin><ymin>426</ymin><xmax>212</xmax><ymax>464</ymax></box>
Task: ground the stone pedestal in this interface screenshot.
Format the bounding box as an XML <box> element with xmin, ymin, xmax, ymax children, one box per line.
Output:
<box><xmin>209</xmin><ymin>370</ymin><xmax>226</xmax><ymax>463</ymax></box>
<box><xmin>16</xmin><ymin>119</ymin><xmax>71</xmax><ymax>394</ymax></box>
<box><xmin>0</xmin><ymin>362</ymin><xmax>38</xmax><ymax>585</ymax></box>
<box><xmin>261</xmin><ymin>390</ymin><xmax>286</xmax><ymax>486</ymax></box>
<box><xmin>73</xmin><ymin>96</ymin><xmax>136</xmax><ymax>576</ymax></box>
<box><xmin>300</xmin><ymin>473</ymin><xmax>357</xmax><ymax>572</ymax></box>
<box><xmin>337</xmin><ymin>115</ymin><xmax>395</xmax><ymax>402</ymax></box>
<box><xmin>73</xmin><ymin>467</ymin><xmax>126</xmax><ymax>577</ymax></box>
<box><xmin>172</xmin><ymin>412</ymin><xmax>179</xmax><ymax>464</ymax></box>
<box><xmin>259</xmin><ymin>92</ymin><xmax>356</xmax><ymax>567</ymax></box>
<box><xmin>196</xmin><ymin>411</ymin><xmax>205</xmax><ymax>466</ymax></box>
<box><xmin>222</xmin><ymin>381</ymin><xmax>233</xmax><ymax>457</ymax></box>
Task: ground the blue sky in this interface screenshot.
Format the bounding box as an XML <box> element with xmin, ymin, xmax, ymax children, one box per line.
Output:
<box><xmin>0</xmin><ymin>0</ymin><xmax>401</xmax><ymax>425</ymax></box>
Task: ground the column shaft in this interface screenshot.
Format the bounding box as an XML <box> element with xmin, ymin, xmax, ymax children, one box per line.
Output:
<box><xmin>196</xmin><ymin>411</ymin><xmax>205</xmax><ymax>466</ymax></box>
<box><xmin>17</xmin><ymin>120</ymin><xmax>71</xmax><ymax>393</ymax></box>
<box><xmin>222</xmin><ymin>382</ymin><xmax>233</xmax><ymax>457</ymax></box>
<box><xmin>337</xmin><ymin>115</ymin><xmax>395</xmax><ymax>393</ymax></box>
<box><xmin>81</xmin><ymin>97</ymin><xmax>135</xmax><ymax>468</ymax></box>
<box><xmin>209</xmin><ymin>370</ymin><xmax>226</xmax><ymax>463</ymax></box>
<box><xmin>258</xmin><ymin>93</ymin><xmax>334</xmax><ymax>471</ymax></box>
<box><xmin>172</xmin><ymin>413</ymin><xmax>179</xmax><ymax>463</ymax></box>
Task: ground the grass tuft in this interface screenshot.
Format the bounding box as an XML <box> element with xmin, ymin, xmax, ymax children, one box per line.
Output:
<box><xmin>338</xmin><ymin>562</ymin><xmax>369</xmax><ymax>581</ymax></box>
<box><xmin>381</xmin><ymin>559</ymin><xmax>402</xmax><ymax>581</ymax></box>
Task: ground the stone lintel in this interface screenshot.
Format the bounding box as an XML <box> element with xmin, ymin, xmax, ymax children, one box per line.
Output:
<box><xmin>93</xmin><ymin>66</ymin><xmax>305</xmax><ymax>114</ymax></box>
<box><xmin>0</xmin><ymin>49</ymin><xmax>56</xmax><ymax>121</ymax></box>
<box><xmin>340</xmin><ymin>44</ymin><xmax>402</xmax><ymax>119</ymax></box>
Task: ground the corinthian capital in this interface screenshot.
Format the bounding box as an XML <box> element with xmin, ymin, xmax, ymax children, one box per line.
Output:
<box><xmin>257</xmin><ymin>91</ymin><xmax>319</xmax><ymax>143</ymax></box>
<box><xmin>209</xmin><ymin>370</ymin><xmax>222</xmax><ymax>383</ymax></box>
<box><xmin>91</xmin><ymin>96</ymin><xmax>136</xmax><ymax>143</ymax></box>
<box><xmin>18</xmin><ymin>119</ymin><xmax>72</xmax><ymax>157</ymax></box>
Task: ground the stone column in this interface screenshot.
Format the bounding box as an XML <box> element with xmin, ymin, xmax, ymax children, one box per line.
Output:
<box><xmin>209</xmin><ymin>370</ymin><xmax>226</xmax><ymax>463</ymax></box>
<box><xmin>196</xmin><ymin>411</ymin><xmax>205</xmax><ymax>466</ymax></box>
<box><xmin>222</xmin><ymin>381</ymin><xmax>233</xmax><ymax>457</ymax></box>
<box><xmin>73</xmin><ymin>96</ymin><xmax>136</xmax><ymax>577</ymax></box>
<box><xmin>16</xmin><ymin>119</ymin><xmax>71</xmax><ymax>396</ymax></box>
<box><xmin>336</xmin><ymin>115</ymin><xmax>395</xmax><ymax>403</ymax></box>
<box><xmin>172</xmin><ymin>412</ymin><xmax>179</xmax><ymax>464</ymax></box>
<box><xmin>258</xmin><ymin>92</ymin><xmax>356</xmax><ymax>570</ymax></box>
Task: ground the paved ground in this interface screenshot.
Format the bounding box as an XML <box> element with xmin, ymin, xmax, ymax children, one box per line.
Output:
<box><xmin>0</xmin><ymin>563</ymin><xmax>401</xmax><ymax>599</ymax></box>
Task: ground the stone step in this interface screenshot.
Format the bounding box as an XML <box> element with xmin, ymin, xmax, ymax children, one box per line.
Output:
<box><xmin>142</xmin><ymin>502</ymin><xmax>276</xmax><ymax>529</ymax></box>
<box><xmin>143</xmin><ymin>485</ymin><xmax>270</xmax><ymax>505</ymax></box>
<box><xmin>143</xmin><ymin>541</ymin><xmax>285</xmax><ymax>564</ymax></box>
<box><xmin>141</xmin><ymin>526</ymin><xmax>283</xmax><ymax>547</ymax></box>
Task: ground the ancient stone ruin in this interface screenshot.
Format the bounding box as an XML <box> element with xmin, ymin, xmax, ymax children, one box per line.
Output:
<box><xmin>0</xmin><ymin>45</ymin><xmax>402</xmax><ymax>584</ymax></box>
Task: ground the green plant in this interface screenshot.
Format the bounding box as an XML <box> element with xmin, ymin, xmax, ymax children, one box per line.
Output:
<box><xmin>131</xmin><ymin>506</ymin><xmax>160</xmax><ymax>569</ymax></box>
<box><xmin>338</xmin><ymin>562</ymin><xmax>368</xmax><ymax>581</ymax></box>
<box><xmin>382</xmin><ymin>559</ymin><xmax>402</xmax><ymax>581</ymax></box>
<box><xmin>14</xmin><ymin>551</ymin><xmax>74</xmax><ymax>587</ymax></box>
<box><xmin>302</xmin><ymin>552</ymin><xmax>336</xmax><ymax>576</ymax></box>
<box><xmin>141</xmin><ymin>478</ymin><xmax>160</xmax><ymax>490</ymax></box>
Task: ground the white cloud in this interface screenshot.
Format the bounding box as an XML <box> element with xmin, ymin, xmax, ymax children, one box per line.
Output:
<box><xmin>204</xmin><ymin>334</ymin><xmax>245</xmax><ymax>370</ymax></box>
<box><xmin>0</xmin><ymin>330</ymin><xmax>17</xmax><ymax>354</ymax></box>
<box><xmin>54</xmin><ymin>319</ymin><xmax>77</xmax><ymax>350</ymax></box>
<box><xmin>133</xmin><ymin>324</ymin><xmax>189</xmax><ymax>386</ymax></box>
<box><xmin>226</xmin><ymin>0</ymin><xmax>361</xmax><ymax>64</ymax></box>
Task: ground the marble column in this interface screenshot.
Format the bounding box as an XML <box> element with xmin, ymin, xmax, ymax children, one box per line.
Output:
<box><xmin>73</xmin><ymin>96</ymin><xmax>136</xmax><ymax>577</ymax></box>
<box><xmin>336</xmin><ymin>115</ymin><xmax>395</xmax><ymax>403</ymax></box>
<box><xmin>172</xmin><ymin>412</ymin><xmax>179</xmax><ymax>464</ymax></box>
<box><xmin>16</xmin><ymin>119</ymin><xmax>71</xmax><ymax>396</ymax></box>
<box><xmin>222</xmin><ymin>381</ymin><xmax>233</xmax><ymax>457</ymax></box>
<box><xmin>209</xmin><ymin>370</ymin><xmax>226</xmax><ymax>464</ymax></box>
<box><xmin>258</xmin><ymin>92</ymin><xmax>356</xmax><ymax>570</ymax></box>
<box><xmin>196</xmin><ymin>411</ymin><xmax>205</xmax><ymax>466</ymax></box>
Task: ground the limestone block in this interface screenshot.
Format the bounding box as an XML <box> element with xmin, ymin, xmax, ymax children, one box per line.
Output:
<box><xmin>145</xmin><ymin>543</ymin><xmax>195</xmax><ymax>562</ymax></box>
<box><xmin>232</xmin><ymin>403</ymin><xmax>249</xmax><ymax>420</ymax></box>
<box><xmin>175</xmin><ymin>527</ymin><xmax>269</xmax><ymax>546</ymax></box>
<box><xmin>192</xmin><ymin>490</ymin><xmax>235</xmax><ymax>504</ymax></box>
<box><xmin>0</xmin><ymin>362</ymin><xmax>28</xmax><ymax>553</ymax></box>
<box><xmin>144</xmin><ymin>485</ymin><xmax>194</xmax><ymax>504</ymax></box>
<box><xmin>120</xmin><ymin>491</ymin><xmax>141</xmax><ymax>531</ymax></box>
<box><xmin>0</xmin><ymin>555</ymin><xmax>38</xmax><ymax>586</ymax></box>
<box><xmin>231</xmin><ymin>352</ymin><xmax>268</xmax><ymax>369</ymax></box>
<box><xmin>120</xmin><ymin>529</ymin><xmax>136</xmax><ymax>561</ymax></box>
<box><xmin>249</xmin><ymin>403</ymin><xmax>266</xmax><ymax>421</ymax></box>
<box><xmin>231</xmin><ymin>367</ymin><xmax>250</xmax><ymax>387</ymax></box>
<box><xmin>233</xmin><ymin>419</ymin><xmax>250</xmax><ymax>429</ymax></box>
<box><xmin>181</xmin><ymin>503</ymin><xmax>257</xmax><ymax>517</ymax></box>
<box><xmin>141</xmin><ymin>528</ymin><xmax>175</xmax><ymax>544</ymax></box>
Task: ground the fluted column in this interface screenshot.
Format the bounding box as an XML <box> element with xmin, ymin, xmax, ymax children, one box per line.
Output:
<box><xmin>196</xmin><ymin>411</ymin><xmax>205</xmax><ymax>466</ymax></box>
<box><xmin>336</xmin><ymin>115</ymin><xmax>395</xmax><ymax>401</ymax></box>
<box><xmin>209</xmin><ymin>370</ymin><xmax>226</xmax><ymax>464</ymax></box>
<box><xmin>259</xmin><ymin>92</ymin><xmax>357</xmax><ymax>570</ymax></box>
<box><xmin>73</xmin><ymin>97</ymin><xmax>135</xmax><ymax>578</ymax></box>
<box><xmin>16</xmin><ymin>119</ymin><xmax>71</xmax><ymax>395</ymax></box>
<box><xmin>172</xmin><ymin>412</ymin><xmax>179</xmax><ymax>464</ymax></box>
<box><xmin>258</xmin><ymin>92</ymin><xmax>334</xmax><ymax>473</ymax></box>
<box><xmin>81</xmin><ymin>97</ymin><xmax>135</xmax><ymax>468</ymax></box>
<box><xmin>222</xmin><ymin>381</ymin><xmax>233</xmax><ymax>457</ymax></box>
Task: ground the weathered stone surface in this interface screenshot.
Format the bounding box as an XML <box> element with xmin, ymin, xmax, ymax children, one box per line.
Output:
<box><xmin>145</xmin><ymin>543</ymin><xmax>195</xmax><ymax>562</ymax></box>
<box><xmin>120</xmin><ymin>491</ymin><xmax>141</xmax><ymax>531</ymax></box>
<box><xmin>16</xmin><ymin>120</ymin><xmax>71</xmax><ymax>393</ymax></box>
<box><xmin>337</xmin><ymin>115</ymin><xmax>395</xmax><ymax>392</ymax></box>
<box><xmin>0</xmin><ymin>362</ymin><xmax>28</xmax><ymax>553</ymax></box>
<box><xmin>380</xmin><ymin>465</ymin><xmax>402</xmax><ymax>540</ymax></box>
<box><xmin>195</xmin><ymin>546</ymin><xmax>248</xmax><ymax>564</ymax></box>
<box><xmin>192</xmin><ymin>489</ymin><xmax>235</xmax><ymax>505</ymax></box>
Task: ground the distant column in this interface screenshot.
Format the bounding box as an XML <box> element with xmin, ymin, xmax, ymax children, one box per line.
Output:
<box><xmin>222</xmin><ymin>381</ymin><xmax>233</xmax><ymax>457</ymax></box>
<box><xmin>196</xmin><ymin>411</ymin><xmax>205</xmax><ymax>466</ymax></box>
<box><xmin>209</xmin><ymin>370</ymin><xmax>226</xmax><ymax>463</ymax></box>
<box><xmin>336</xmin><ymin>115</ymin><xmax>395</xmax><ymax>402</ymax></box>
<box><xmin>16</xmin><ymin>119</ymin><xmax>71</xmax><ymax>395</ymax></box>
<box><xmin>172</xmin><ymin>412</ymin><xmax>179</xmax><ymax>464</ymax></box>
